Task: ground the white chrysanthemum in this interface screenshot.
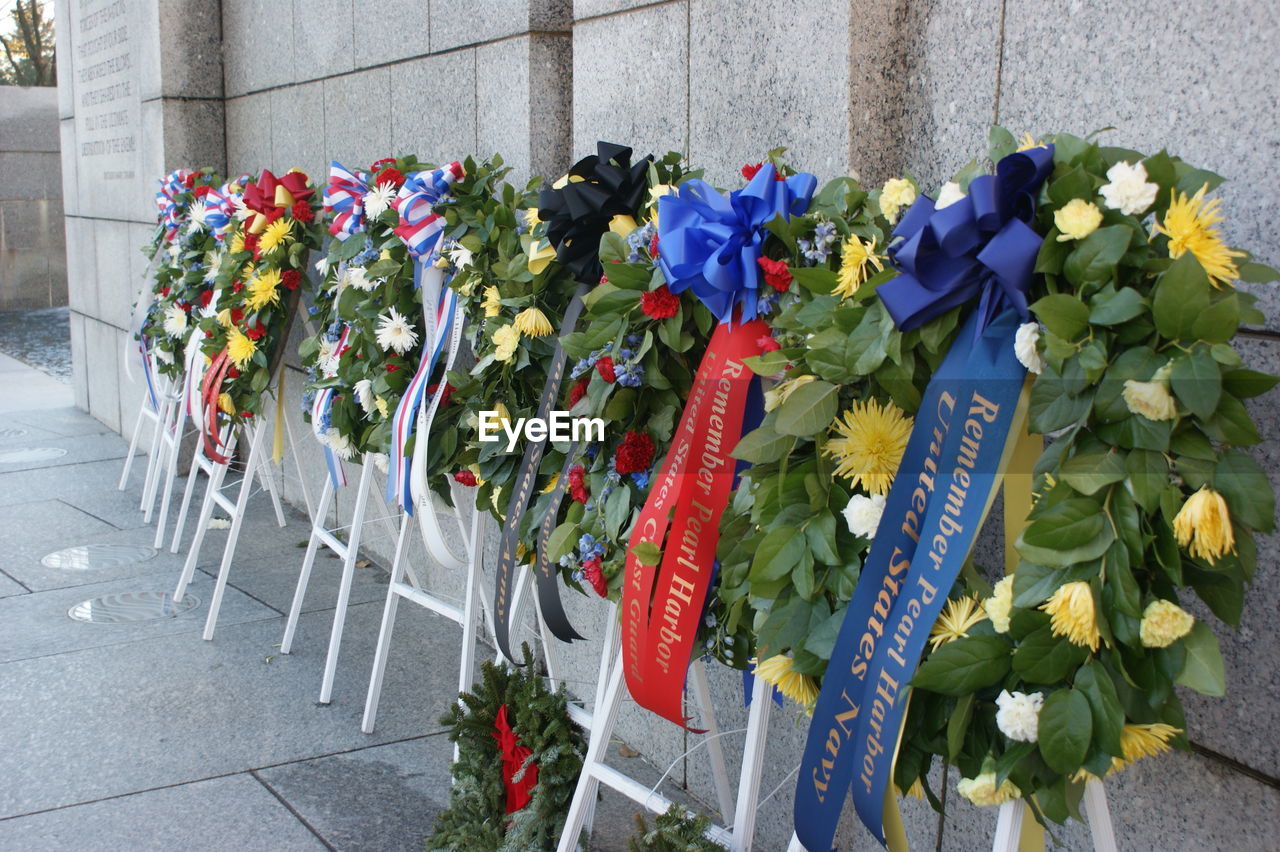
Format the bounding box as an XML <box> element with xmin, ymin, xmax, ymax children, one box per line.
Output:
<box><xmin>1014</xmin><ymin>322</ymin><xmax>1044</xmax><ymax>374</ymax></box>
<box><xmin>231</xmin><ymin>195</ymin><xmax>252</xmax><ymax>221</ymax></box>
<box><xmin>935</xmin><ymin>181</ymin><xmax>966</xmax><ymax>210</ymax></box>
<box><xmin>315</xmin><ymin>256</ymin><xmax>331</xmax><ymax>279</ymax></box>
<box><xmin>995</xmin><ymin>690</ymin><xmax>1043</xmax><ymax>743</ymax></box>
<box><xmin>323</xmin><ymin>428</ymin><xmax>355</xmax><ymax>460</ymax></box>
<box><xmin>448</xmin><ymin>244</ymin><xmax>474</xmax><ymax>271</ymax></box>
<box><xmin>371</xmin><ymin>453</ymin><xmax>389</xmax><ymax>474</ymax></box>
<box><xmin>162</xmin><ymin>304</ymin><xmax>188</xmax><ymax>337</ymax></box>
<box><xmin>376</xmin><ymin>307</ymin><xmax>419</xmax><ymax>355</ymax></box>
<box><xmin>842</xmin><ymin>493</ymin><xmax>886</xmax><ymax>539</ymax></box>
<box><xmin>1100</xmin><ymin>161</ymin><xmax>1159</xmax><ymax>217</ymax></box>
<box><xmin>203</xmin><ymin>250</ymin><xmax>223</xmax><ymax>284</ymax></box>
<box><xmin>364</xmin><ymin>182</ymin><xmax>397</xmax><ymax>219</ymax></box>
<box><xmin>354</xmin><ymin>378</ymin><xmax>376</xmax><ymax>416</ymax></box>
<box><xmin>186</xmin><ymin>200</ymin><xmax>208</xmax><ymax>234</ymax></box>
<box><xmin>342</xmin><ymin>265</ymin><xmax>379</xmax><ymax>292</ymax></box>
<box><xmin>316</xmin><ymin>338</ymin><xmax>339</xmax><ymax>377</ymax></box>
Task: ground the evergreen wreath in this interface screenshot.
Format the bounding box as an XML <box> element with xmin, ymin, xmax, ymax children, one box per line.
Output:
<box><xmin>427</xmin><ymin>644</ymin><xmax>586</xmax><ymax>852</ymax></box>
<box><xmin>627</xmin><ymin>804</ymin><xmax>723</xmax><ymax>852</ymax></box>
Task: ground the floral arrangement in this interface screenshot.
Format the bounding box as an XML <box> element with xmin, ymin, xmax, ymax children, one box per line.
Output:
<box><xmin>139</xmin><ymin>168</ymin><xmax>222</xmax><ymax>379</ymax></box>
<box><xmin>197</xmin><ymin>169</ymin><xmax>323</xmax><ymax>424</ymax></box>
<box><xmin>299</xmin><ymin>155</ymin><xmax>435</xmax><ymax>462</ymax></box>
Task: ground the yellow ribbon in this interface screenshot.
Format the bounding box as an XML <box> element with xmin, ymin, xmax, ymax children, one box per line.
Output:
<box><xmin>272</xmin><ymin>367</ymin><xmax>286</xmax><ymax>466</ymax></box>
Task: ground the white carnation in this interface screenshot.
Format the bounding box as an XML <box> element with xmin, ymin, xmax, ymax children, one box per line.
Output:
<box><xmin>995</xmin><ymin>689</ymin><xmax>1044</xmax><ymax>743</ymax></box>
<box><xmin>1014</xmin><ymin>322</ymin><xmax>1044</xmax><ymax>375</ymax></box>
<box><xmin>1099</xmin><ymin>161</ymin><xmax>1158</xmax><ymax>217</ymax></box>
<box><xmin>935</xmin><ymin>181</ymin><xmax>966</xmax><ymax>210</ymax></box>
<box><xmin>842</xmin><ymin>493</ymin><xmax>886</xmax><ymax>539</ymax></box>
<box><xmin>354</xmin><ymin>379</ymin><xmax>376</xmax><ymax>416</ymax></box>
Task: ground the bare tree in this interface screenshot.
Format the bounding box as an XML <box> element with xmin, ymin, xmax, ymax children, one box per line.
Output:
<box><xmin>0</xmin><ymin>1</ymin><xmax>56</xmax><ymax>87</ymax></box>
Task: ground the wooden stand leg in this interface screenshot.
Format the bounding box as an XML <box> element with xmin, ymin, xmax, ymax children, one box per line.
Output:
<box><xmin>151</xmin><ymin>405</ymin><xmax>187</xmax><ymax>549</ymax></box>
<box><xmin>169</xmin><ymin>438</ymin><xmax>205</xmax><ymax>553</ymax></box>
<box><xmin>556</xmin><ymin>657</ymin><xmax>625</xmax><ymax>852</ymax></box>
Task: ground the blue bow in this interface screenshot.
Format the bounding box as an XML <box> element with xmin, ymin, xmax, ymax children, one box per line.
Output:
<box><xmin>883</xmin><ymin>145</ymin><xmax>1054</xmax><ymax>337</ymax></box>
<box><xmin>657</xmin><ymin>164</ymin><xmax>817</xmax><ymax>324</ymax></box>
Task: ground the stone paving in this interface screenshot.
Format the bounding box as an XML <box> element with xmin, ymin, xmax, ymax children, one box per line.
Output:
<box><xmin>0</xmin><ymin>355</ymin><xmax>654</xmax><ymax>851</ymax></box>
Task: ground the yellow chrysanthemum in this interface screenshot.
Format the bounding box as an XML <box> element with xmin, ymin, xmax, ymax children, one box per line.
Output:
<box><xmin>1173</xmin><ymin>487</ymin><xmax>1235</xmax><ymax>564</ymax></box>
<box><xmin>226</xmin><ymin>327</ymin><xmax>257</xmax><ymax>370</ymax></box>
<box><xmin>1015</xmin><ymin>132</ymin><xmax>1046</xmax><ymax>152</ymax></box>
<box><xmin>229</xmin><ymin>228</ymin><xmax>246</xmax><ymax>255</ymax></box>
<box><xmin>834</xmin><ymin>234</ymin><xmax>884</xmax><ymax>300</ymax></box>
<box><xmin>824</xmin><ymin>399</ymin><xmax>913</xmax><ymax>496</ymax></box>
<box><xmin>216</xmin><ymin>308</ymin><xmax>233</xmax><ymax>328</ymax></box>
<box><xmin>375</xmin><ymin>397</ymin><xmax>389</xmax><ymax>418</ymax></box>
<box><xmin>1041</xmin><ymin>581</ymin><xmax>1101</xmax><ymax>651</ymax></box>
<box><xmin>928</xmin><ymin>596</ymin><xmax>988</xmax><ymax>651</ymax></box>
<box><xmin>513</xmin><ymin>306</ymin><xmax>554</xmax><ymax>337</ymax></box>
<box><xmin>245</xmin><ymin>268</ymin><xmax>281</xmax><ymax>311</ymax></box>
<box><xmin>540</xmin><ymin>471</ymin><xmax>560</xmax><ymax>494</ymax></box>
<box><xmin>492</xmin><ymin>324</ymin><xmax>520</xmax><ymax>363</ymax></box>
<box><xmin>1139</xmin><ymin>599</ymin><xmax>1196</xmax><ymax>648</ymax></box>
<box><xmin>217</xmin><ymin>393</ymin><xmax>236</xmax><ymax>415</ymax></box>
<box><xmin>482</xmin><ymin>286</ymin><xmax>502</xmax><ymax>318</ymax></box>
<box><xmin>258</xmin><ymin>217</ymin><xmax>293</xmax><ymax>255</ymax></box>
<box><xmin>1117</xmin><ymin>723</ymin><xmax>1181</xmax><ymax>767</ymax></box>
<box><xmin>753</xmin><ymin>655</ymin><xmax>819</xmax><ymax>714</ymax></box>
<box><xmin>1151</xmin><ymin>185</ymin><xmax>1246</xmax><ymax>287</ymax></box>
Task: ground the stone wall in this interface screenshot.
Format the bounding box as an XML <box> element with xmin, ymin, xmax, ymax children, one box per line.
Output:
<box><xmin>55</xmin><ymin>0</ymin><xmax>1280</xmax><ymax>849</ymax></box>
<box><xmin>0</xmin><ymin>85</ymin><xmax>66</xmax><ymax>309</ymax></box>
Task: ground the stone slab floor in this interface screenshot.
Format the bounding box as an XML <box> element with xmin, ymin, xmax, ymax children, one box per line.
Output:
<box><xmin>0</xmin><ymin>340</ymin><xmax>657</xmax><ymax>849</ymax></box>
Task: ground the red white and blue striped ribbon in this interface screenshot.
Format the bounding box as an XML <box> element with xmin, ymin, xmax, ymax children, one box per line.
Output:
<box><xmin>387</xmin><ymin>277</ymin><xmax>456</xmax><ymax>513</ymax></box>
<box><xmin>311</xmin><ymin>325</ymin><xmax>351</xmax><ymax>488</ymax></box>
<box><xmin>392</xmin><ymin>162</ymin><xmax>465</xmax><ymax>261</ymax></box>
<box><xmin>323</xmin><ymin>162</ymin><xmax>371</xmax><ymax>241</ymax></box>
<box><xmin>204</xmin><ymin>176</ymin><xmax>248</xmax><ymax>241</ymax></box>
<box><xmin>155</xmin><ymin>169</ymin><xmax>193</xmax><ymax>242</ymax></box>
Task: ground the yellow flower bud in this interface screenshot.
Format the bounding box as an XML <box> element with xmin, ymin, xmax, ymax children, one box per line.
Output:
<box><xmin>513</xmin><ymin>306</ymin><xmax>554</xmax><ymax>337</ymax></box>
<box><xmin>1054</xmin><ymin>198</ymin><xmax>1104</xmax><ymax>242</ymax></box>
<box><xmin>1122</xmin><ymin>376</ymin><xmax>1178</xmax><ymax>421</ymax></box>
<box><xmin>1042</xmin><ymin>581</ymin><xmax>1101</xmax><ymax>651</ymax></box>
<box><xmin>1173</xmin><ymin>487</ymin><xmax>1235</xmax><ymax>564</ymax></box>
<box><xmin>482</xmin><ymin>286</ymin><xmax>502</xmax><ymax>318</ymax></box>
<box><xmin>1139</xmin><ymin>599</ymin><xmax>1195</xmax><ymax>648</ymax></box>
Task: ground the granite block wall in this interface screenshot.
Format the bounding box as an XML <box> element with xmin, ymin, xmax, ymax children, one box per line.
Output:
<box><xmin>0</xmin><ymin>86</ymin><xmax>66</xmax><ymax>309</ymax></box>
<box><xmin>56</xmin><ymin>0</ymin><xmax>1280</xmax><ymax>848</ymax></box>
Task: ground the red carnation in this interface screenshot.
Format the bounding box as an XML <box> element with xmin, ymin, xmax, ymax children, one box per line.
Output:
<box><xmin>230</xmin><ymin>307</ymin><xmax>244</xmax><ymax>325</ymax></box>
<box><xmin>568</xmin><ymin>376</ymin><xmax>589</xmax><ymax>407</ymax></box>
<box><xmin>757</xmin><ymin>335</ymin><xmax>780</xmax><ymax>353</ymax></box>
<box><xmin>246</xmin><ymin>324</ymin><xmax>266</xmax><ymax>340</ymax></box>
<box><xmin>741</xmin><ymin>163</ymin><xmax>763</xmax><ymax>181</ymax></box>
<box><xmin>176</xmin><ymin>300</ymin><xmax>190</xmax><ymax>312</ymax></box>
<box><xmin>614</xmin><ymin>430</ymin><xmax>655</xmax><ymax>476</ymax></box>
<box><xmin>232</xmin><ymin>281</ymin><xmax>243</xmax><ymax>293</ymax></box>
<box><xmin>640</xmin><ymin>285</ymin><xmax>680</xmax><ymax>320</ymax></box>
<box><xmin>758</xmin><ymin>256</ymin><xmax>792</xmax><ymax>292</ymax></box>
<box><xmin>193</xmin><ymin>185</ymin><xmax>211</xmax><ymax>199</ymax></box>
<box><xmin>243</xmin><ymin>232</ymin><xmax>259</xmax><ymax>255</ymax></box>
<box><xmin>198</xmin><ymin>289</ymin><xmax>214</xmax><ymax>308</ymax></box>
<box><xmin>183</xmin><ymin>171</ymin><xmax>200</xmax><ymax>188</ymax></box>
<box><xmin>427</xmin><ymin>382</ymin><xmax>455</xmax><ymax>407</ymax></box>
<box><xmin>160</xmin><ymin>286</ymin><xmax>171</xmax><ymax>297</ymax></box>
<box><xmin>242</xmin><ymin>410</ymin><xmax>253</xmax><ymax>418</ymax></box>
<box><xmin>291</xmin><ymin>200</ymin><xmax>314</xmax><ymax>223</ymax></box>
<box><xmin>203</xmin><ymin>330</ymin><xmax>212</xmax><ymax>338</ymax></box>
<box><xmin>386</xmin><ymin>363</ymin><xmax>400</xmax><ymax>374</ymax></box>
<box><xmin>376</xmin><ymin>167</ymin><xmax>405</xmax><ymax>189</ymax></box>
<box><xmin>649</xmin><ymin>233</ymin><xmax>660</xmax><ymax>259</ymax></box>
<box><xmin>281</xmin><ymin>269</ymin><xmax>301</xmax><ymax>291</ymax></box>
<box><xmin>568</xmin><ymin>464</ymin><xmax>590</xmax><ymax>504</ymax></box>
<box><xmin>582</xmin><ymin>557</ymin><xmax>608</xmax><ymax>597</ymax></box>
<box><xmin>453</xmin><ymin>470</ymin><xmax>478</xmax><ymax>487</ymax></box>
<box><xmin>595</xmin><ymin>356</ymin><xmax>616</xmax><ymax>384</ymax></box>
<box><xmin>227</xmin><ymin>367</ymin><xmax>241</xmax><ymax>379</ymax></box>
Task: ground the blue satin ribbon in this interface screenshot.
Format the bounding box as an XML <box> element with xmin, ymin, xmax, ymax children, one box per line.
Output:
<box><xmin>657</xmin><ymin>164</ymin><xmax>816</xmax><ymax>324</ymax></box>
<box><xmin>881</xmin><ymin>146</ymin><xmax>1053</xmax><ymax>337</ymax></box>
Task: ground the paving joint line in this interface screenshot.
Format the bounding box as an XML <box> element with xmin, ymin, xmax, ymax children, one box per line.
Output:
<box><xmin>250</xmin><ymin>771</ymin><xmax>338</xmax><ymax>851</ymax></box>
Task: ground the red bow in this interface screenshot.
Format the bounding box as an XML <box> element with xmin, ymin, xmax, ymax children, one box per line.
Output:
<box><xmin>492</xmin><ymin>704</ymin><xmax>538</xmax><ymax>814</ymax></box>
<box><xmin>242</xmin><ymin>169</ymin><xmax>313</xmax><ymax>233</ymax></box>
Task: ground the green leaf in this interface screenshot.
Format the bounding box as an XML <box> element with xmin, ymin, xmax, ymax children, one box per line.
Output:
<box><xmin>1124</xmin><ymin>449</ymin><xmax>1170</xmax><ymax>512</ymax></box>
<box><xmin>1063</xmin><ymin>226</ymin><xmax>1130</xmax><ymax>289</ymax></box>
<box><xmin>743</xmin><ymin>351</ymin><xmax>789</xmax><ymax>376</ymax></box>
<box><xmin>1170</xmin><ymin>348</ymin><xmax>1221</xmax><ymax>420</ymax></box>
<box><xmin>749</xmin><ymin>526</ymin><xmax>805</xmax><ymax>583</ymax></box>
<box><xmin>1213</xmin><ymin>450</ymin><xmax>1275</xmax><ymax>532</ymax></box>
<box><xmin>948</xmin><ymin>694</ymin><xmax>974</xmax><ymax>761</ymax></box>
<box><xmin>774</xmin><ymin>380</ymin><xmax>839</xmax><ymax>437</ymax></box>
<box><xmin>805</xmin><ymin>512</ymin><xmax>840</xmax><ymax>565</ymax></box>
<box><xmin>1190</xmin><ymin>293</ymin><xmax>1241</xmax><ymax>343</ymax></box>
<box><xmin>790</xmin><ymin>266</ymin><xmax>838</xmax><ymax>294</ymax></box>
<box><xmin>1060</xmin><ymin>450</ymin><xmax>1126</xmax><ymax>496</ymax></box>
<box><xmin>630</xmin><ymin>540</ymin><xmax>661</xmax><ymax>567</ymax></box>
<box><xmin>604</xmin><ymin>487</ymin><xmax>629</xmax><ymax>541</ymax></box>
<box><xmin>1074</xmin><ymin>662</ymin><xmax>1124</xmax><ymax>757</ymax></box>
<box><xmin>1088</xmin><ymin>287</ymin><xmax>1146</xmax><ymax>326</ymax></box>
<box><xmin>546</xmin><ymin>522</ymin><xmax>579</xmax><ymax>562</ymax></box>
<box><xmin>1013</xmin><ymin>623</ymin><xmax>1089</xmax><ymax>683</ymax></box>
<box><xmin>911</xmin><ymin>636</ymin><xmax>1011</xmax><ymax>696</ymax></box>
<box><xmin>731</xmin><ymin>425</ymin><xmax>794</xmax><ymax>464</ymax></box>
<box><xmin>1038</xmin><ymin>689</ymin><xmax>1093</xmax><ymax>774</ymax></box>
<box><xmin>755</xmin><ymin>596</ymin><xmax>812</xmax><ymax>657</ymax></box>
<box><xmin>1222</xmin><ymin>369</ymin><xmax>1280</xmax><ymax>399</ymax></box>
<box><xmin>1237</xmin><ymin>260</ymin><xmax>1280</xmax><ymax>283</ymax></box>
<box><xmin>1175</xmin><ymin>621</ymin><xmax>1225</xmax><ymax>697</ymax></box>
<box><xmin>1152</xmin><ymin>253</ymin><xmax>1211</xmax><ymax>340</ymax></box>
<box><xmin>1017</xmin><ymin>498</ymin><xmax>1114</xmax><ymax>566</ymax></box>
<box><xmin>1031</xmin><ymin>293</ymin><xmax>1090</xmax><ymax>340</ymax></box>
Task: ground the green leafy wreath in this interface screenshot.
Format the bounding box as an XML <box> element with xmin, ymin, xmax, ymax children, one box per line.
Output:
<box><xmin>427</xmin><ymin>645</ymin><xmax>586</xmax><ymax>852</ymax></box>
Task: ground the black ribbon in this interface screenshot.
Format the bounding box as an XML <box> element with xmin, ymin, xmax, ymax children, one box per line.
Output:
<box><xmin>493</xmin><ymin>283</ymin><xmax>590</xmax><ymax>664</ymax></box>
<box><xmin>537</xmin><ymin>141</ymin><xmax>652</xmax><ymax>285</ymax></box>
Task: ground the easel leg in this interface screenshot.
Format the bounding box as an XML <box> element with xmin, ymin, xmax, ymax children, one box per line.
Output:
<box><xmin>451</xmin><ymin>510</ymin><xmax>486</xmax><ymax>767</ymax></box>
<box><xmin>170</xmin><ymin>434</ymin><xmax>207</xmax><ymax>553</ymax></box>
<box><xmin>201</xmin><ymin>424</ymin><xmax>266</xmax><ymax>641</ymax></box>
<box><xmin>318</xmin><ymin>456</ymin><xmax>376</xmax><ymax>704</ymax></box>
<box><xmin>361</xmin><ymin>512</ymin><xmax>412</xmax><ymax>734</ymax></box>
<box><xmin>731</xmin><ymin>673</ymin><xmax>773</xmax><ymax>851</ymax></box>
<box><xmin>174</xmin><ymin>433</ymin><xmax>235</xmax><ymax>601</ymax></box>
<box><xmin>688</xmin><ymin>659</ymin><xmax>737</xmax><ymax>821</ymax></box>
<box><xmin>141</xmin><ymin>396</ymin><xmax>172</xmax><ymax>518</ymax></box>
<box><xmin>281</xmin><ymin>475</ymin><xmax>335</xmax><ymax>655</ymax></box>
<box><xmin>119</xmin><ymin>398</ymin><xmax>150</xmax><ymax>490</ymax></box>
<box><xmin>557</xmin><ymin>656</ymin><xmax>626</xmax><ymax>852</ymax></box>
<box><xmin>1083</xmin><ymin>779</ymin><xmax>1117</xmax><ymax>852</ymax></box>
<box><xmin>257</xmin><ymin>445</ymin><xmax>287</xmax><ymax>527</ymax></box>
<box><xmin>151</xmin><ymin>408</ymin><xmax>187</xmax><ymax>549</ymax></box>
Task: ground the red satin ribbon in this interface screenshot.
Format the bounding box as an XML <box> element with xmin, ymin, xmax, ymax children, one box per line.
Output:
<box><xmin>242</xmin><ymin>169</ymin><xmax>314</xmax><ymax>232</ymax></box>
<box><xmin>199</xmin><ymin>349</ymin><xmax>234</xmax><ymax>465</ymax></box>
<box><xmin>621</xmin><ymin>319</ymin><xmax>766</xmax><ymax>727</ymax></box>
<box><xmin>492</xmin><ymin>704</ymin><xmax>537</xmax><ymax>814</ymax></box>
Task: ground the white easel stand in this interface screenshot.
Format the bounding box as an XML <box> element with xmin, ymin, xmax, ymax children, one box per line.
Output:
<box><xmin>139</xmin><ymin>380</ymin><xmax>182</xmax><ymax>519</ymax></box>
<box><xmin>993</xmin><ymin>778</ymin><xmax>1116</xmax><ymax>852</ymax></box>
<box><xmin>279</xmin><ymin>453</ymin><xmax>401</xmax><ymax>704</ymax></box>
<box><xmin>119</xmin><ymin>373</ymin><xmax>169</xmax><ymax>492</ymax></box>
<box><xmin>361</xmin><ymin>505</ymin><xmax>488</xmax><ymax>735</ymax></box>
<box><xmin>171</xmin><ymin>420</ymin><xmax>287</xmax><ymax>638</ymax></box>
<box><xmin>556</xmin><ymin>602</ymin><xmax>767</xmax><ymax>852</ymax></box>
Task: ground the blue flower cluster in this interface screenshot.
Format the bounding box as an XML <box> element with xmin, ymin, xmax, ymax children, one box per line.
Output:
<box><xmin>351</xmin><ymin>237</ymin><xmax>378</xmax><ymax>266</ymax></box>
<box><xmin>797</xmin><ymin>220</ymin><xmax>837</xmax><ymax>265</ymax></box>
<box><xmin>625</xmin><ymin>221</ymin><xmax>657</xmax><ymax>262</ymax></box>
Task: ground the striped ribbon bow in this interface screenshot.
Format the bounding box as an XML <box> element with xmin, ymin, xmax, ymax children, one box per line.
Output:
<box><xmin>311</xmin><ymin>325</ymin><xmax>352</xmax><ymax>489</ymax></box>
<box><xmin>323</xmin><ymin>162</ymin><xmax>372</xmax><ymax>241</ymax></box>
<box><xmin>155</xmin><ymin>169</ymin><xmax>193</xmax><ymax>241</ymax></box>
<box><xmin>392</xmin><ymin>162</ymin><xmax>465</xmax><ymax>260</ymax></box>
